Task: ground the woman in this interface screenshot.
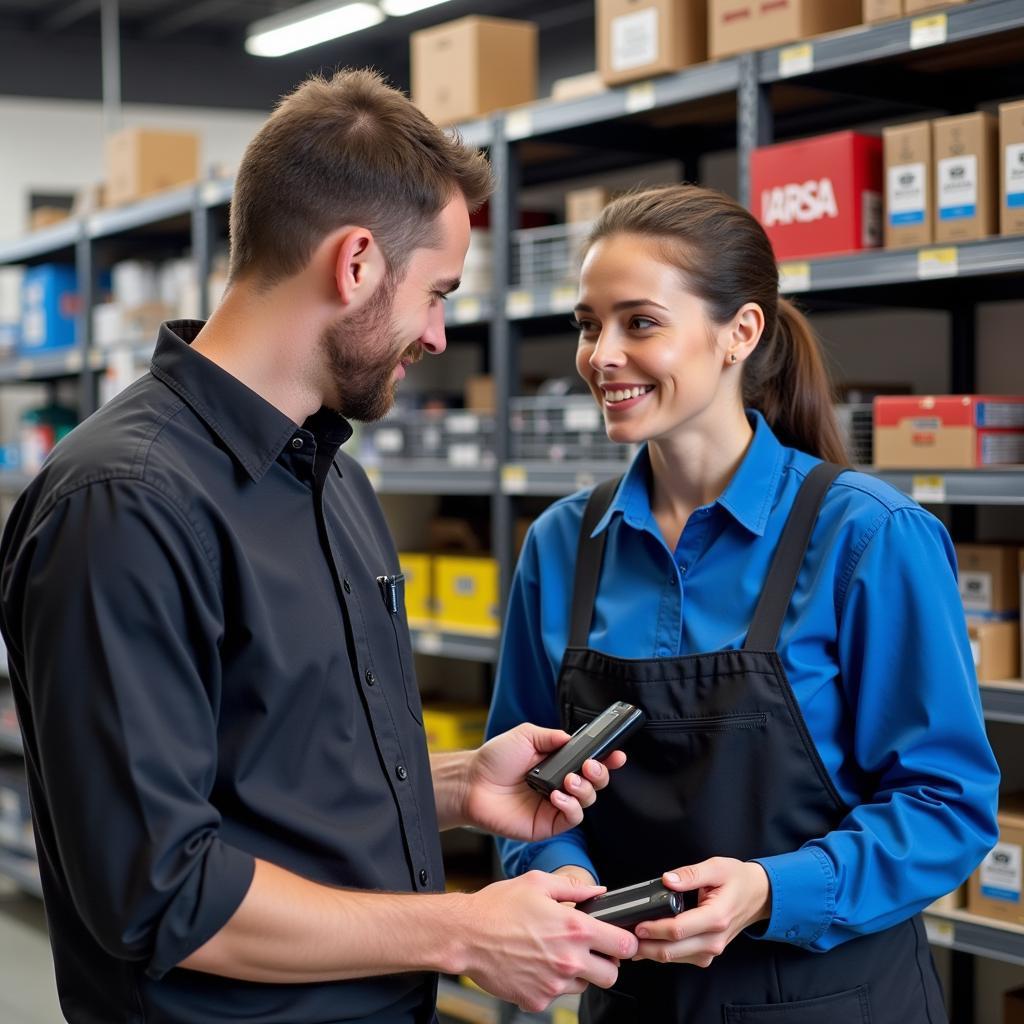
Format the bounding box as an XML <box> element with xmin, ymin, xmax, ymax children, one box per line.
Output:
<box><xmin>486</xmin><ymin>185</ymin><xmax>999</xmax><ymax>1023</ymax></box>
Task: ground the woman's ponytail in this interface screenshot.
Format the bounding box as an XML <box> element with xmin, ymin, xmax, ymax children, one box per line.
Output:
<box><xmin>743</xmin><ymin>296</ymin><xmax>850</xmax><ymax>465</ymax></box>
<box><xmin>588</xmin><ymin>186</ymin><xmax>850</xmax><ymax>466</ymax></box>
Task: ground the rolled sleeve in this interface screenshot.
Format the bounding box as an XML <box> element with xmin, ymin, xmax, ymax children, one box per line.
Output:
<box><xmin>6</xmin><ymin>479</ymin><xmax>253</xmax><ymax>970</ymax></box>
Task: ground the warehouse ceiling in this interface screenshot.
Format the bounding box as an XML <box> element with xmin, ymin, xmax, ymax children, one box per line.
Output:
<box><xmin>0</xmin><ymin>0</ymin><xmax>594</xmax><ymax>110</ymax></box>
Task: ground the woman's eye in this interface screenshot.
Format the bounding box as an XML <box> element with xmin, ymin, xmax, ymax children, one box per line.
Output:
<box><xmin>630</xmin><ymin>316</ymin><xmax>657</xmax><ymax>330</ymax></box>
<box><xmin>571</xmin><ymin>317</ymin><xmax>597</xmax><ymax>332</ymax></box>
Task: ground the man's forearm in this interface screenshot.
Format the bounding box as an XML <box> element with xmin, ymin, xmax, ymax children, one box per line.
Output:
<box><xmin>430</xmin><ymin>750</ymin><xmax>472</xmax><ymax>831</ymax></box>
<box><xmin>180</xmin><ymin>858</ymin><xmax>471</xmax><ymax>983</ymax></box>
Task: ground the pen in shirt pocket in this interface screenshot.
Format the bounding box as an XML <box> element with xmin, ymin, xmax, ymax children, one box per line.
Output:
<box><xmin>376</xmin><ymin>573</ymin><xmax>405</xmax><ymax>614</ymax></box>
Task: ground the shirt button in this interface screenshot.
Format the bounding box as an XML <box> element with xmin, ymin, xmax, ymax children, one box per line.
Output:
<box><xmin>343</xmin><ymin>578</ymin><xmax>352</xmax><ymax>594</ymax></box>
<box><xmin>396</xmin><ymin>765</ymin><xmax>408</xmax><ymax>781</ymax></box>
<box><xmin>419</xmin><ymin>869</ymin><xmax>429</xmax><ymax>887</ymax></box>
<box><xmin>365</xmin><ymin>670</ymin><xmax>376</xmax><ymax>686</ymax></box>
<box><xmin>786</xmin><ymin>928</ymin><xmax>798</xmax><ymax>939</ymax></box>
<box><xmin>291</xmin><ymin>436</ymin><xmax>303</xmax><ymax>449</ymax></box>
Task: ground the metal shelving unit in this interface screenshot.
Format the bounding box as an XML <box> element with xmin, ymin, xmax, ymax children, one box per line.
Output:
<box><xmin>410</xmin><ymin>629</ymin><xmax>498</xmax><ymax>663</ymax></box>
<box><xmin>364</xmin><ymin>462</ymin><xmax>497</xmax><ymax>496</ymax></box>
<box><xmin>925</xmin><ymin>907</ymin><xmax>1024</xmax><ymax>968</ymax></box>
<box><xmin>0</xmin><ymin>847</ymin><xmax>41</xmax><ymax>898</ymax></box>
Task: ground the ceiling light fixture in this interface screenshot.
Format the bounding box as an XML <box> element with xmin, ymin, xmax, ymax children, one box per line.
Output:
<box><xmin>245</xmin><ymin>1</ymin><xmax>385</xmax><ymax>57</ymax></box>
<box><xmin>379</xmin><ymin>0</ymin><xmax>453</xmax><ymax>15</ymax></box>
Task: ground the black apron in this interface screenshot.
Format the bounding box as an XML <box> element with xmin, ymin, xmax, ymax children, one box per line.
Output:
<box><xmin>559</xmin><ymin>462</ymin><xmax>947</xmax><ymax>1024</ymax></box>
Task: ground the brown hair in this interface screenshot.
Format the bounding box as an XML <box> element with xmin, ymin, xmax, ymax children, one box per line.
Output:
<box><xmin>586</xmin><ymin>185</ymin><xmax>849</xmax><ymax>465</ymax></box>
<box><xmin>229</xmin><ymin>68</ymin><xmax>493</xmax><ymax>287</ymax></box>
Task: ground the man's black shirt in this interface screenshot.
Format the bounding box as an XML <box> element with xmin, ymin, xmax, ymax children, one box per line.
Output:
<box><xmin>0</xmin><ymin>321</ymin><xmax>445</xmax><ymax>1023</ymax></box>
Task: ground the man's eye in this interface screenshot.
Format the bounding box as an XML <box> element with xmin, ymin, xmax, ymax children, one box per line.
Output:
<box><xmin>432</xmin><ymin>292</ymin><xmax>450</xmax><ymax>304</ymax></box>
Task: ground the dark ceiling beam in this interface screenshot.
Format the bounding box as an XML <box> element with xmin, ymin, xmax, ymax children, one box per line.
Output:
<box><xmin>41</xmin><ymin>0</ymin><xmax>100</xmax><ymax>32</ymax></box>
<box><xmin>142</xmin><ymin>0</ymin><xmax>249</xmax><ymax>39</ymax></box>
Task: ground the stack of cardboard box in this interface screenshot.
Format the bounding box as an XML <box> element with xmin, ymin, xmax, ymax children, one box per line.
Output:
<box><xmin>954</xmin><ymin>543</ymin><xmax>1020</xmax><ymax>682</ymax></box>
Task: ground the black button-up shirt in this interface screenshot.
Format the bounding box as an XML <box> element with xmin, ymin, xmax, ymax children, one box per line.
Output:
<box><xmin>0</xmin><ymin>321</ymin><xmax>445</xmax><ymax>1023</ymax></box>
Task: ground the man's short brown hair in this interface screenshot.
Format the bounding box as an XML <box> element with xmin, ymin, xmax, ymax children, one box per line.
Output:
<box><xmin>229</xmin><ymin>68</ymin><xmax>493</xmax><ymax>287</ymax></box>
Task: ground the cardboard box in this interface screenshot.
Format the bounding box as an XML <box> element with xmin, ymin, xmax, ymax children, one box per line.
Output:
<box><xmin>422</xmin><ymin>703</ymin><xmax>489</xmax><ymax>752</ymax></box>
<box><xmin>955</xmin><ymin>545</ymin><xmax>1020</xmax><ymax>617</ymax></box>
<box><xmin>709</xmin><ymin>0</ymin><xmax>862</xmax><ymax>60</ymax></box>
<box><xmin>933</xmin><ymin>112</ymin><xmax>998</xmax><ymax>243</ymax></box>
<box><xmin>550</xmin><ymin>71</ymin><xmax>607</xmax><ymax>102</ymax></box>
<box><xmin>411</xmin><ymin>16</ymin><xmax>537</xmax><ymax>126</ymax></box>
<box><xmin>434</xmin><ymin>556</ymin><xmax>499</xmax><ymax>635</ymax></box>
<box><xmin>904</xmin><ymin>0</ymin><xmax>969</xmax><ymax>11</ymax></box>
<box><xmin>884</xmin><ymin>121</ymin><xmax>932</xmax><ymax>249</ymax></box>
<box><xmin>28</xmin><ymin>206</ymin><xmax>71</xmax><ymax>231</ymax></box>
<box><xmin>751</xmin><ymin>131</ymin><xmax>882</xmax><ymax>260</ymax></box>
<box><xmin>20</xmin><ymin>264</ymin><xmax>78</xmax><ymax>354</ymax></box>
<box><xmin>464</xmin><ymin>375</ymin><xmax>495</xmax><ymax>413</ymax></box>
<box><xmin>873</xmin><ymin>395</ymin><xmax>1024</xmax><ymax>469</ymax></box>
<box><xmin>968</xmin><ymin>620</ymin><xmax>1019</xmax><ymax>681</ymax></box>
<box><xmin>566</xmin><ymin>186</ymin><xmax>613</xmax><ymax>224</ymax></box>
<box><xmin>105</xmin><ymin>128</ymin><xmax>199</xmax><ymax>207</ymax></box>
<box><xmin>597</xmin><ymin>0</ymin><xmax>706</xmax><ymax>87</ymax></box>
<box><xmin>1000</xmin><ymin>100</ymin><xmax>1024</xmax><ymax>236</ymax></box>
<box><xmin>863</xmin><ymin>0</ymin><xmax>902</xmax><ymax>21</ymax></box>
<box><xmin>398</xmin><ymin>553</ymin><xmax>433</xmax><ymax>626</ymax></box>
<box><xmin>969</xmin><ymin>793</ymin><xmax>1024</xmax><ymax>925</ymax></box>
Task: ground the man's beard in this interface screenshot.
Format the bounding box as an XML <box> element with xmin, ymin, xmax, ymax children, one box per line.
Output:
<box><xmin>318</xmin><ymin>276</ymin><xmax>414</xmax><ymax>422</ymax></box>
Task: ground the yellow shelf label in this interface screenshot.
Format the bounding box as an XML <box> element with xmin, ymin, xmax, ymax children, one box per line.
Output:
<box><xmin>778</xmin><ymin>261</ymin><xmax>811</xmax><ymax>293</ymax></box>
<box><xmin>550</xmin><ymin>285</ymin><xmax>577</xmax><ymax>310</ymax></box>
<box><xmin>453</xmin><ymin>297</ymin><xmax>482</xmax><ymax>323</ymax></box>
<box><xmin>917</xmin><ymin>247</ymin><xmax>958</xmax><ymax>279</ymax></box>
<box><xmin>553</xmin><ymin>1008</ymin><xmax>579</xmax><ymax>1024</ymax></box>
<box><xmin>910</xmin><ymin>13</ymin><xmax>948</xmax><ymax>50</ymax></box>
<box><xmin>505</xmin><ymin>109</ymin><xmax>533</xmax><ymax>141</ymax></box>
<box><xmin>506</xmin><ymin>290</ymin><xmax>534</xmax><ymax>318</ymax></box>
<box><xmin>911</xmin><ymin>474</ymin><xmax>946</xmax><ymax>504</ymax></box>
<box><xmin>501</xmin><ymin>464</ymin><xmax>528</xmax><ymax>494</ymax></box>
<box><xmin>625</xmin><ymin>81</ymin><xmax>656</xmax><ymax>113</ymax></box>
<box><xmin>779</xmin><ymin>43</ymin><xmax>814</xmax><ymax>78</ymax></box>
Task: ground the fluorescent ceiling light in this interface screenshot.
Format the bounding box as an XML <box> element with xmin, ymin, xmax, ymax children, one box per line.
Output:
<box><xmin>380</xmin><ymin>0</ymin><xmax>453</xmax><ymax>15</ymax></box>
<box><xmin>246</xmin><ymin>1</ymin><xmax>385</xmax><ymax>57</ymax></box>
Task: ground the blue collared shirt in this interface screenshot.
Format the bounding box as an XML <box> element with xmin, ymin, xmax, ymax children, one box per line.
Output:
<box><xmin>487</xmin><ymin>411</ymin><xmax>999</xmax><ymax>952</ymax></box>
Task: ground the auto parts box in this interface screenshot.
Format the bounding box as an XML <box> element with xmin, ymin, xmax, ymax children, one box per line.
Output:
<box><xmin>751</xmin><ymin>131</ymin><xmax>882</xmax><ymax>260</ymax></box>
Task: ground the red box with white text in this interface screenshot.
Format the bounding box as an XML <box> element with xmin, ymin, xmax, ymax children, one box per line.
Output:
<box><xmin>750</xmin><ymin>131</ymin><xmax>883</xmax><ymax>260</ymax></box>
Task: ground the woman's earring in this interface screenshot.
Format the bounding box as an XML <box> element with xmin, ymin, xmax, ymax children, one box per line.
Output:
<box><xmin>729</xmin><ymin>353</ymin><xmax>737</xmax><ymax>364</ymax></box>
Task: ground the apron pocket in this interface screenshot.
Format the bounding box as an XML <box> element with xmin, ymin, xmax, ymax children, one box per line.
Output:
<box><xmin>565</xmin><ymin>703</ymin><xmax>768</xmax><ymax>734</ymax></box>
<box><xmin>724</xmin><ymin>984</ymin><xmax>871</xmax><ymax>1023</ymax></box>
<box><xmin>580</xmin><ymin>984</ymin><xmax>640</xmax><ymax>1024</ymax></box>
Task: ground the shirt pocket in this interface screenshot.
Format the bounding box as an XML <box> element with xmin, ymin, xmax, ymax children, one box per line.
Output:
<box><xmin>381</xmin><ymin>575</ymin><xmax>424</xmax><ymax>724</ymax></box>
<box><xmin>724</xmin><ymin>984</ymin><xmax>872</xmax><ymax>1023</ymax></box>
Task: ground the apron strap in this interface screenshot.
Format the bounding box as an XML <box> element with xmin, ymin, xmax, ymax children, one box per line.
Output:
<box><xmin>743</xmin><ymin>461</ymin><xmax>845</xmax><ymax>651</ymax></box>
<box><xmin>568</xmin><ymin>476</ymin><xmax>623</xmax><ymax>648</ymax></box>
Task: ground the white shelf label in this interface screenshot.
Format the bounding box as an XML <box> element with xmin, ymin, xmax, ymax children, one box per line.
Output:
<box><xmin>415</xmin><ymin>630</ymin><xmax>443</xmax><ymax>656</ymax></box>
<box><xmin>912</xmin><ymin>474</ymin><xmax>946</xmax><ymax>504</ymax></box>
<box><xmin>507</xmin><ymin>291</ymin><xmax>535</xmax><ymax>318</ymax></box>
<box><xmin>910</xmin><ymin>13</ymin><xmax>948</xmax><ymax>50</ymax></box>
<box><xmin>453</xmin><ymin>297</ymin><xmax>482</xmax><ymax>323</ymax></box>
<box><xmin>779</xmin><ymin>43</ymin><xmax>814</xmax><ymax>78</ymax></box>
<box><xmin>917</xmin><ymin>247</ymin><xmax>959</xmax><ymax>279</ymax></box>
<box><xmin>778</xmin><ymin>261</ymin><xmax>811</xmax><ymax>293</ymax></box>
<box><xmin>625</xmin><ymin>81</ymin><xmax>657</xmax><ymax>114</ymax></box>
<box><xmin>502</xmin><ymin>464</ymin><xmax>528</xmax><ymax>494</ymax></box>
<box><xmin>64</xmin><ymin>351</ymin><xmax>83</xmax><ymax>372</ymax></box>
<box><xmin>924</xmin><ymin>916</ymin><xmax>954</xmax><ymax>947</ymax></box>
<box><xmin>505</xmin><ymin>110</ymin><xmax>533</xmax><ymax>141</ymax></box>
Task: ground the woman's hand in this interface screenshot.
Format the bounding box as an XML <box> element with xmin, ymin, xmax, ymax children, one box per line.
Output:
<box><xmin>632</xmin><ymin>859</ymin><xmax>772</xmax><ymax>967</ymax></box>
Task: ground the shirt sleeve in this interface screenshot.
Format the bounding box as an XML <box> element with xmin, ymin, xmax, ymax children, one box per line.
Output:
<box><xmin>1</xmin><ymin>479</ymin><xmax>255</xmax><ymax>978</ymax></box>
<box><xmin>753</xmin><ymin>507</ymin><xmax>1000</xmax><ymax>950</ymax></box>
<box><xmin>485</xmin><ymin>523</ymin><xmax>599</xmax><ymax>882</ymax></box>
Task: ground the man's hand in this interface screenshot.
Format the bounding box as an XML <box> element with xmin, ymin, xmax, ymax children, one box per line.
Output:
<box><xmin>461</xmin><ymin>723</ymin><xmax>626</xmax><ymax>841</ymax></box>
<box><xmin>453</xmin><ymin>871</ymin><xmax>638</xmax><ymax>1014</ymax></box>
<box><xmin>631</xmin><ymin>859</ymin><xmax>771</xmax><ymax>967</ymax></box>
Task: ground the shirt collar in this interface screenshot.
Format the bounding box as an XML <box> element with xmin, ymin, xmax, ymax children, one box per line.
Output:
<box><xmin>591</xmin><ymin>410</ymin><xmax>785</xmax><ymax>539</ymax></box>
<box><xmin>150</xmin><ymin>320</ymin><xmax>353</xmax><ymax>483</ymax></box>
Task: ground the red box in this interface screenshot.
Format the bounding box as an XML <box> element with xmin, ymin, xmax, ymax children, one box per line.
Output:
<box><xmin>874</xmin><ymin>395</ymin><xmax>1024</xmax><ymax>469</ymax></box>
<box><xmin>751</xmin><ymin>131</ymin><xmax>883</xmax><ymax>260</ymax></box>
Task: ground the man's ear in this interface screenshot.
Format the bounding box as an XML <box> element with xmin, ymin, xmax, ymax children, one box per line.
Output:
<box><xmin>332</xmin><ymin>227</ymin><xmax>387</xmax><ymax>307</ymax></box>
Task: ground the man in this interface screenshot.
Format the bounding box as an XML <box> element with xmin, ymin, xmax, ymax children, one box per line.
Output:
<box><xmin>0</xmin><ymin>70</ymin><xmax>637</xmax><ymax>1024</ymax></box>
